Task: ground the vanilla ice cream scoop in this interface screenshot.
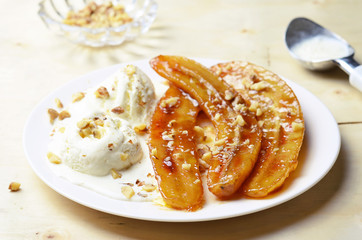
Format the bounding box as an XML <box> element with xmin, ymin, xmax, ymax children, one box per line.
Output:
<box><xmin>50</xmin><ymin>115</ymin><xmax>142</xmax><ymax>176</ymax></box>
<box><xmin>48</xmin><ymin>65</ymin><xmax>156</xmax><ymax>176</ymax></box>
<box><xmin>103</xmin><ymin>64</ymin><xmax>156</xmax><ymax>126</ymax></box>
<box><xmin>66</xmin><ymin>65</ymin><xmax>156</xmax><ymax>127</ymax></box>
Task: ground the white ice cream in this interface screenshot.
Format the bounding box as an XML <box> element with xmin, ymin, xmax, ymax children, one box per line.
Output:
<box><xmin>50</xmin><ymin>116</ymin><xmax>142</xmax><ymax>176</ymax></box>
<box><xmin>48</xmin><ymin>65</ymin><xmax>156</xmax><ymax>176</ymax></box>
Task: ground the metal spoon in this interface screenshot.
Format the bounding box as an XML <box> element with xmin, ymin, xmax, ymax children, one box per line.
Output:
<box><xmin>285</xmin><ymin>17</ymin><xmax>362</xmax><ymax>91</ymax></box>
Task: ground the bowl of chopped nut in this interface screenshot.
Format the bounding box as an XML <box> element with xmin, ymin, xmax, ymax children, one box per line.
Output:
<box><xmin>38</xmin><ymin>0</ymin><xmax>158</xmax><ymax>47</ymax></box>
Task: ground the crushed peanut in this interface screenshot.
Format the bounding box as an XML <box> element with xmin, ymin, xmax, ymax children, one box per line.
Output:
<box><xmin>182</xmin><ymin>163</ymin><xmax>192</xmax><ymax>170</ymax></box>
<box><xmin>47</xmin><ymin>152</ymin><xmax>62</xmax><ymax>164</ymax></box>
<box><xmin>120</xmin><ymin>153</ymin><xmax>129</xmax><ymax>161</ymax></box>
<box><xmin>125</xmin><ymin>65</ymin><xmax>136</xmax><ymax>75</ymax></box>
<box><xmin>63</xmin><ymin>1</ymin><xmax>133</xmax><ymax>28</ymax></box>
<box><xmin>121</xmin><ymin>185</ymin><xmax>135</xmax><ymax>199</ymax></box>
<box><xmin>142</xmin><ymin>184</ymin><xmax>157</xmax><ymax>192</ymax></box>
<box><xmin>110</xmin><ymin>168</ymin><xmax>122</xmax><ymax>179</ymax></box>
<box><xmin>134</xmin><ymin>124</ymin><xmax>148</xmax><ymax>134</ymax></box>
<box><xmin>160</xmin><ymin>97</ymin><xmax>179</xmax><ymax>108</ymax></box>
<box><xmin>233</xmin><ymin>115</ymin><xmax>246</xmax><ymax>127</ymax></box>
<box><xmin>59</xmin><ymin>110</ymin><xmax>71</xmax><ymax>120</ymax></box>
<box><xmin>225</xmin><ymin>90</ymin><xmax>235</xmax><ymax>100</ymax></box>
<box><xmin>77</xmin><ymin>117</ymin><xmax>104</xmax><ymax>139</ymax></box>
<box><xmin>214</xmin><ymin>138</ymin><xmax>226</xmax><ymax>146</ymax></box>
<box><xmin>72</xmin><ymin>92</ymin><xmax>85</xmax><ymax>102</ymax></box>
<box><xmin>256</xmin><ymin>108</ymin><xmax>263</xmax><ymax>117</ymax></box>
<box><xmin>95</xmin><ymin>86</ymin><xmax>109</xmax><ymax>99</ymax></box>
<box><xmin>249</xmin><ymin>101</ymin><xmax>259</xmax><ymax>112</ymax></box>
<box><xmin>292</xmin><ymin>122</ymin><xmax>304</xmax><ymax>131</ymax></box>
<box><xmin>250</xmin><ymin>81</ymin><xmax>267</xmax><ymax>91</ymax></box>
<box><xmin>48</xmin><ymin>108</ymin><xmax>59</xmax><ymax>124</ymax></box>
<box><xmin>201</xmin><ymin>152</ymin><xmax>212</xmax><ymax>162</ymax></box>
<box><xmin>94</xmin><ymin>118</ymin><xmax>104</xmax><ymax>126</ymax></box>
<box><xmin>8</xmin><ymin>182</ymin><xmax>21</xmax><ymax>192</ymax></box>
<box><xmin>194</xmin><ymin>126</ymin><xmax>204</xmax><ymax>136</ymax></box>
<box><xmin>93</xmin><ymin>129</ymin><xmax>102</xmax><ymax>139</ymax></box>
<box><xmin>151</xmin><ymin>148</ymin><xmax>157</xmax><ymax>156</ymax></box>
<box><xmin>111</xmin><ymin>106</ymin><xmax>124</xmax><ymax>114</ymax></box>
<box><xmin>77</xmin><ymin>118</ymin><xmax>91</xmax><ymax>129</ymax></box>
<box><xmin>55</xmin><ymin>98</ymin><xmax>63</xmax><ymax>108</ymax></box>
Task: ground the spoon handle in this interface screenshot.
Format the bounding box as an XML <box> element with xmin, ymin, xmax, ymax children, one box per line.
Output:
<box><xmin>350</xmin><ymin>65</ymin><xmax>362</xmax><ymax>92</ymax></box>
<box><xmin>334</xmin><ymin>57</ymin><xmax>362</xmax><ymax>92</ymax></box>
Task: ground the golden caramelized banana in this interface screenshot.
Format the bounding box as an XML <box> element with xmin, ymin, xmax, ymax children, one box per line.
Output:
<box><xmin>148</xmin><ymin>85</ymin><xmax>203</xmax><ymax>211</ymax></box>
<box><xmin>211</xmin><ymin>61</ymin><xmax>305</xmax><ymax>197</ymax></box>
<box><xmin>150</xmin><ymin>55</ymin><xmax>261</xmax><ymax>199</ymax></box>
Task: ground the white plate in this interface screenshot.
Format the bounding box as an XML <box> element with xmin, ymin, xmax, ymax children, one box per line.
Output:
<box><xmin>23</xmin><ymin>59</ymin><xmax>340</xmax><ymax>222</ymax></box>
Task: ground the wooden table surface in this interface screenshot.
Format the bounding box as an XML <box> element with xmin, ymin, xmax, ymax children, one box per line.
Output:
<box><xmin>1</xmin><ymin>0</ymin><xmax>362</xmax><ymax>239</ymax></box>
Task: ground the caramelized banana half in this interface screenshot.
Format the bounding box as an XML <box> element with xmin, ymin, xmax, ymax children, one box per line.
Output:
<box><xmin>150</xmin><ymin>55</ymin><xmax>262</xmax><ymax>199</ymax></box>
<box><xmin>211</xmin><ymin>61</ymin><xmax>305</xmax><ymax>197</ymax></box>
<box><xmin>148</xmin><ymin>85</ymin><xmax>203</xmax><ymax>211</ymax></box>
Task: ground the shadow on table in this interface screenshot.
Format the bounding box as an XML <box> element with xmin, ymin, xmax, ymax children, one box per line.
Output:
<box><xmin>66</xmin><ymin>136</ymin><xmax>347</xmax><ymax>240</ymax></box>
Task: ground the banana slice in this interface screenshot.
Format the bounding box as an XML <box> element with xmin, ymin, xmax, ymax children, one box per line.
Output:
<box><xmin>148</xmin><ymin>85</ymin><xmax>203</xmax><ymax>211</ymax></box>
<box><xmin>211</xmin><ymin>61</ymin><xmax>305</xmax><ymax>197</ymax></box>
<box><xmin>150</xmin><ymin>55</ymin><xmax>262</xmax><ymax>199</ymax></box>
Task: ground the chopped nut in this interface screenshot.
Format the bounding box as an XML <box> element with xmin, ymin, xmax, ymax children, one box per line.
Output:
<box><xmin>292</xmin><ymin>122</ymin><xmax>304</xmax><ymax>131</ymax></box>
<box><xmin>182</xmin><ymin>163</ymin><xmax>192</xmax><ymax>170</ymax></box>
<box><xmin>136</xmin><ymin>179</ymin><xmax>145</xmax><ymax>186</ymax></box>
<box><xmin>160</xmin><ymin>97</ymin><xmax>179</xmax><ymax>108</ymax></box>
<box><xmin>58</xmin><ymin>127</ymin><xmax>65</xmax><ymax>133</ymax></box>
<box><xmin>256</xmin><ymin>108</ymin><xmax>263</xmax><ymax>117</ymax></box>
<box><xmin>120</xmin><ymin>153</ymin><xmax>129</xmax><ymax>161</ymax></box>
<box><xmin>79</xmin><ymin>127</ymin><xmax>92</xmax><ymax>138</ymax></box>
<box><xmin>8</xmin><ymin>182</ymin><xmax>21</xmax><ymax>192</ymax></box>
<box><xmin>95</xmin><ymin>86</ymin><xmax>109</xmax><ymax>99</ymax></box>
<box><xmin>142</xmin><ymin>184</ymin><xmax>156</xmax><ymax>192</ymax></box>
<box><xmin>225</xmin><ymin>90</ymin><xmax>235</xmax><ymax>100</ymax></box>
<box><xmin>151</xmin><ymin>148</ymin><xmax>157</xmax><ymax>156</ymax></box>
<box><xmin>249</xmin><ymin>101</ymin><xmax>259</xmax><ymax>112</ymax></box>
<box><xmin>121</xmin><ymin>185</ymin><xmax>135</xmax><ymax>199</ymax></box>
<box><xmin>111</xmin><ymin>168</ymin><xmax>122</xmax><ymax>179</ymax></box>
<box><xmin>134</xmin><ymin>124</ymin><xmax>148</xmax><ymax>134</ymax></box>
<box><xmin>168</xmin><ymin>119</ymin><xmax>176</xmax><ymax>127</ymax></box>
<box><xmin>161</xmin><ymin>132</ymin><xmax>174</xmax><ymax>141</ymax></box>
<box><xmin>214</xmin><ymin>138</ymin><xmax>226</xmax><ymax>146</ymax></box>
<box><xmin>108</xmin><ymin>143</ymin><xmax>114</xmax><ymax>150</ymax></box>
<box><xmin>215</xmin><ymin>113</ymin><xmax>221</xmax><ymax>121</ymax></box>
<box><xmin>94</xmin><ymin>118</ymin><xmax>104</xmax><ymax>126</ymax></box>
<box><xmin>111</xmin><ymin>106</ymin><xmax>124</xmax><ymax>114</ymax></box>
<box><xmin>59</xmin><ymin>110</ymin><xmax>71</xmax><ymax>120</ymax></box>
<box><xmin>234</xmin><ymin>103</ymin><xmax>244</xmax><ymax>112</ymax></box>
<box><xmin>233</xmin><ymin>115</ymin><xmax>246</xmax><ymax>127</ymax></box>
<box><xmin>55</xmin><ymin>98</ymin><xmax>63</xmax><ymax>108</ymax></box>
<box><xmin>250</xmin><ymin>81</ymin><xmax>267</xmax><ymax>91</ymax></box>
<box><xmin>72</xmin><ymin>92</ymin><xmax>85</xmax><ymax>102</ymax></box>
<box><xmin>63</xmin><ymin>1</ymin><xmax>133</xmax><ymax>28</ymax></box>
<box><xmin>48</xmin><ymin>108</ymin><xmax>59</xmax><ymax>124</ymax></box>
<box><xmin>77</xmin><ymin>119</ymin><xmax>91</xmax><ymax>129</ymax></box>
<box><xmin>93</xmin><ymin>129</ymin><xmax>103</xmax><ymax>139</ymax></box>
<box><xmin>47</xmin><ymin>152</ymin><xmax>62</xmax><ymax>164</ymax></box>
<box><xmin>125</xmin><ymin>65</ymin><xmax>136</xmax><ymax>75</ymax></box>
<box><xmin>194</xmin><ymin>126</ymin><xmax>204</xmax><ymax>137</ymax></box>
<box><xmin>137</xmin><ymin>192</ymin><xmax>148</xmax><ymax>198</ymax></box>
<box><xmin>201</xmin><ymin>151</ymin><xmax>212</xmax><ymax>162</ymax></box>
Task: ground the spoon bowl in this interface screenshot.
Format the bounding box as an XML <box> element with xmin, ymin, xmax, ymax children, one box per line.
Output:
<box><xmin>285</xmin><ymin>17</ymin><xmax>362</xmax><ymax>91</ymax></box>
<box><xmin>285</xmin><ymin>17</ymin><xmax>354</xmax><ymax>71</ymax></box>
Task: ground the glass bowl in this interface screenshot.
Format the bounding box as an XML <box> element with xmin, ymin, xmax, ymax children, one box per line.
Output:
<box><xmin>38</xmin><ymin>0</ymin><xmax>158</xmax><ymax>47</ymax></box>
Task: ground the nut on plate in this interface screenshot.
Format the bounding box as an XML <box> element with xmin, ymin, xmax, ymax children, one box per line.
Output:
<box><xmin>8</xmin><ymin>182</ymin><xmax>21</xmax><ymax>192</ymax></box>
